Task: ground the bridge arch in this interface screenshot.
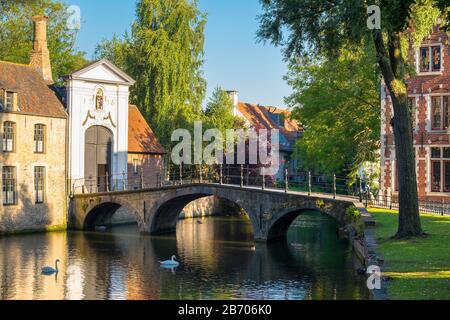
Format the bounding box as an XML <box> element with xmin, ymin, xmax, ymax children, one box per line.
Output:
<box><xmin>83</xmin><ymin>199</ymin><xmax>142</xmax><ymax>230</ymax></box>
<box><xmin>267</xmin><ymin>207</ymin><xmax>340</xmax><ymax>242</ymax></box>
<box><xmin>148</xmin><ymin>188</ymin><xmax>257</xmax><ymax>237</ymax></box>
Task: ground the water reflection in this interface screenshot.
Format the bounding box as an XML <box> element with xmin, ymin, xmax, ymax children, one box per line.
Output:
<box><xmin>0</xmin><ymin>211</ymin><xmax>368</xmax><ymax>300</ymax></box>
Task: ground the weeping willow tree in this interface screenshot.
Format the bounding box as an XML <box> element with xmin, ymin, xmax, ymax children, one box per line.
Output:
<box><xmin>95</xmin><ymin>0</ymin><xmax>207</xmax><ymax>149</ymax></box>
<box><xmin>258</xmin><ymin>0</ymin><xmax>449</xmax><ymax>238</ymax></box>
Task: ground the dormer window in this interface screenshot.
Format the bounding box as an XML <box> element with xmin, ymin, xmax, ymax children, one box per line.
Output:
<box><xmin>0</xmin><ymin>90</ymin><xmax>17</xmax><ymax>111</ymax></box>
<box><xmin>419</xmin><ymin>45</ymin><xmax>442</xmax><ymax>73</ymax></box>
<box><xmin>5</xmin><ymin>91</ymin><xmax>13</xmax><ymax>110</ymax></box>
<box><xmin>0</xmin><ymin>90</ymin><xmax>3</xmax><ymax>110</ymax></box>
<box><xmin>268</xmin><ymin>112</ymin><xmax>286</xmax><ymax>127</ymax></box>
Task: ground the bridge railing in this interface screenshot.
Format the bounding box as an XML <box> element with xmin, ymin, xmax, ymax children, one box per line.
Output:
<box><xmin>164</xmin><ymin>164</ymin><xmax>366</xmax><ymax>198</ymax></box>
<box><xmin>71</xmin><ymin>172</ymin><xmax>166</xmax><ymax>195</ymax></box>
<box><xmin>370</xmin><ymin>193</ymin><xmax>450</xmax><ymax>216</ymax></box>
<box><xmin>70</xmin><ymin>165</ymin><xmax>450</xmax><ymax>216</ymax></box>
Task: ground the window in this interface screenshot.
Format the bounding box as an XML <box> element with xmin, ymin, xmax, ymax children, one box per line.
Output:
<box><xmin>419</xmin><ymin>46</ymin><xmax>441</xmax><ymax>73</ymax></box>
<box><xmin>133</xmin><ymin>159</ymin><xmax>139</xmax><ymax>175</ymax></box>
<box><xmin>430</xmin><ymin>147</ymin><xmax>450</xmax><ymax>192</ymax></box>
<box><xmin>34</xmin><ymin>167</ymin><xmax>45</xmax><ymax>203</ymax></box>
<box><xmin>34</xmin><ymin>124</ymin><xmax>45</xmax><ymax>153</ymax></box>
<box><xmin>2</xmin><ymin>167</ymin><xmax>16</xmax><ymax>205</ymax></box>
<box><xmin>2</xmin><ymin>122</ymin><xmax>15</xmax><ymax>152</ymax></box>
<box><xmin>0</xmin><ymin>90</ymin><xmax>4</xmax><ymax>110</ymax></box>
<box><xmin>0</xmin><ymin>91</ymin><xmax>15</xmax><ymax>111</ymax></box>
<box><xmin>408</xmin><ymin>97</ymin><xmax>417</xmax><ymax>129</ymax></box>
<box><xmin>432</xmin><ymin>46</ymin><xmax>441</xmax><ymax>71</ymax></box>
<box><xmin>393</xmin><ymin>162</ymin><xmax>398</xmax><ymax>192</ymax></box>
<box><xmin>431</xmin><ymin>96</ymin><xmax>450</xmax><ymax>130</ymax></box>
<box><xmin>5</xmin><ymin>91</ymin><xmax>13</xmax><ymax>110</ymax></box>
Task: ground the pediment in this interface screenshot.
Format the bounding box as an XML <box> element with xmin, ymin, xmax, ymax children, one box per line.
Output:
<box><xmin>69</xmin><ymin>59</ymin><xmax>135</xmax><ymax>86</ymax></box>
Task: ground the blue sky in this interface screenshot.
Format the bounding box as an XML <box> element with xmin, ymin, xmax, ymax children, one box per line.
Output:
<box><xmin>63</xmin><ymin>0</ymin><xmax>291</xmax><ymax>108</ymax></box>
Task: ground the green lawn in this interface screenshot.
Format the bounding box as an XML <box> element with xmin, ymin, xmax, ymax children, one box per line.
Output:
<box><xmin>368</xmin><ymin>208</ymin><xmax>450</xmax><ymax>300</ymax></box>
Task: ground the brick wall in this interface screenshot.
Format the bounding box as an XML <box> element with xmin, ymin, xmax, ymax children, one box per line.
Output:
<box><xmin>380</xmin><ymin>25</ymin><xmax>450</xmax><ymax>202</ymax></box>
<box><xmin>127</xmin><ymin>153</ymin><xmax>164</xmax><ymax>189</ymax></box>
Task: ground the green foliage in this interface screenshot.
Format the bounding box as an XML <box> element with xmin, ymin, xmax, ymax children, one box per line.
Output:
<box><xmin>0</xmin><ymin>0</ymin><xmax>88</xmax><ymax>84</ymax></box>
<box><xmin>345</xmin><ymin>207</ymin><xmax>362</xmax><ymax>223</ymax></box>
<box><xmin>95</xmin><ymin>0</ymin><xmax>207</xmax><ymax>149</ymax></box>
<box><xmin>94</xmin><ymin>34</ymin><xmax>131</xmax><ymax>70</ymax></box>
<box><xmin>204</xmin><ymin>87</ymin><xmax>246</xmax><ymax>133</ymax></box>
<box><xmin>316</xmin><ymin>199</ymin><xmax>332</xmax><ymax>211</ymax></box>
<box><xmin>346</xmin><ymin>206</ymin><xmax>364</xmax><ymax>236</ymax></box>
<box><xmin>286</xmin><ymin>45</ymin><xmax>380</xmax><ymax>176</ymax></box>
<box><xmin>258</xmin><ymin>0</ymin><xmax>447</xmax><ymax>63</ymax></box>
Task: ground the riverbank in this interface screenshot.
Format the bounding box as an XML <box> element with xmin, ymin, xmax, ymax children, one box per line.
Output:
<box><xmin>369</xmin><ymin>208</ymin><xmax>450</xmax><ymax>300</ymax></box>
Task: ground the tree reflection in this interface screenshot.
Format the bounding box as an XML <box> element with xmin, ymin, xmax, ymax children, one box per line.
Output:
<box><xmin>0</xmin><ymin>212</ymin><xmax>368</xmax><ymax>300</ymax></box>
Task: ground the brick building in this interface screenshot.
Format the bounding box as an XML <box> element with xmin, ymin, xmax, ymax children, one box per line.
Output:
<box><xmin>380</xmin><ymin>24</ymin><xmax>450</xmax><ymax>202</ymax></box>
<box><xmin>227</xmin><ymin>91</ymin><xmax>302</xmax><ymax>181</ymax></box>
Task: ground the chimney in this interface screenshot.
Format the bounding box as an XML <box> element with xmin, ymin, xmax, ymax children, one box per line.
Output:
<box><xmin>226</xmin><ymin>90</ymin><xmax>239</xmax><ymax>116</ymax></box>
<box><xmin>30</xmin><ymin>15</ymin><xmax>53</xmax><ymax>84</ymax></box>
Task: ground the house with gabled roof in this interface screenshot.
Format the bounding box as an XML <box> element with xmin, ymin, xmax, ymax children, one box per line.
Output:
<box><xmin>0</xmin><ymin>17</ymin><xmax>68</xmax><ymax>233</ymax></box>
<box><xmin>227</xmin><ymin>91</ymin><xmax>303</xmax><ymax>180</ymax></box>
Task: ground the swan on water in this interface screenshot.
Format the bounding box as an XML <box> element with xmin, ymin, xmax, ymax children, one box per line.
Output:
<box><xmin>95</xmin><ymin>225</ymin><xmax>108</xmax><ymax>232</ymax></box>
<box><xmin>159</xmin><ymin>255</ymin><xmax>180</xmax><ymax>268</ymax></box>
<box><xmin>41</xmin><ymin>259</ymin><xmax>60</xmax><ymax>275</ymax></box>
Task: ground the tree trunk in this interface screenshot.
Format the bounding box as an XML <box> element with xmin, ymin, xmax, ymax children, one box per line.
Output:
<box><xmin>373</xmin><ymin>31</ymin><xmax>423</xmax><ymax>238</ymax></box>
<box><xmin>389</xmin><ymin>94</ymin><xmax>423</xmax><ymax>238</ymax></box>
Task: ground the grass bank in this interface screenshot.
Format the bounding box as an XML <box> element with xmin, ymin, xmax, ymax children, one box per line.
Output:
<box><xmin>368</xmin><ymin>208</ymin><xmax>450</xmax><ymax>300</ymax></box>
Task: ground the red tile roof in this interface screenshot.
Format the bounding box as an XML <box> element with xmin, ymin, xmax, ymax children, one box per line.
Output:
<box><xmin>0</xmin><ymin>61</ymin><xmax>66</xmax><ymax>118</ymax></box>
<box><xmin>128</xmin><ymin>105</ymin><xmax>165</xmax><ymax>154</ymax></box>
<box><xmin>237</xmin><ymin>102</ymin><xmax>302</xmax><ymax>151</ymax></box>
<box><xmin>237</xmin><ymin>102</ymin><xmax>276</xmax><ymax>130</ymax></box>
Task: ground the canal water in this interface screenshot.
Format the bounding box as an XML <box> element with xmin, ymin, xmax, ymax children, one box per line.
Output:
<box><xmin>0</xmin><ymin>211</ymin><xmax>368</xmax><ymax>300</ymax></box>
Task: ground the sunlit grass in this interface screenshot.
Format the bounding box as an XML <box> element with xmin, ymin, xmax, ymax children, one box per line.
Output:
<box><xmin>368</xmin><ymin>208</ymin><xmax>450</xmax><ymax>300</ymax></box>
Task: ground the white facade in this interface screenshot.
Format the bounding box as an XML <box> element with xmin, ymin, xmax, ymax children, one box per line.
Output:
<box><xmin>65</xmin><ymin>59</ymin><xmax>136</xmax><ymax>188</ymax></box>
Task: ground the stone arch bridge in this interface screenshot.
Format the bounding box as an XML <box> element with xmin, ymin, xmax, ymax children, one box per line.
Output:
<box><xmin>70</xmin><ymin>184</ymin><xmax>360</xmax><ymax>242</ymax></box>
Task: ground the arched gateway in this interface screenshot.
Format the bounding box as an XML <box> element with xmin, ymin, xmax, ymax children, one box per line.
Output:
<box><xmin>84</xmin><ymin>126</ymin><xmax>113</xmax><ymax>192</ymax></box>
<box><xmin>70</xmin><ymin>184</ymin><xmax>359</xmax><ymax>242</ymax></box>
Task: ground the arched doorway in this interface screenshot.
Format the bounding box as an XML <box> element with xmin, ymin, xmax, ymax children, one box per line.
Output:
<box><xmin>85</xmin><ymin>126</ymin><xmax>112</xmax><ymax>192</ymax></box>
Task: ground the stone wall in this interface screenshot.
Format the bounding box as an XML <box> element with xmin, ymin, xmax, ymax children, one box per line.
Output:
<box><xmin>179</xmin><ymin>196</ymin><xmax>241</xmax><ymax>219</ymax></box>
<box><xmin>111</xmin><ymin>207</ymin><xmax>136</xmax><ymax>224</ymax></box>
<box><xmin>0</xmin><ymin>113</ymin><xmax>67</xmax><ymax>233</ymax></box>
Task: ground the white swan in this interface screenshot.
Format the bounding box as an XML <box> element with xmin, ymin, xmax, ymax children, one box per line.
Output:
<box><xmin>95</xmin><ymin>226</ymin><xmax>108</xmax><ymax>232</ymax></box>
<box><xmin>159</xmin><ymin>255</ymin><xmax>180</xmax><ymax>268</ymax></box>
<box><xmin>41</xmin><ymin>259</ymin><xmax>60</xmax><ymax>275</ymax></box>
